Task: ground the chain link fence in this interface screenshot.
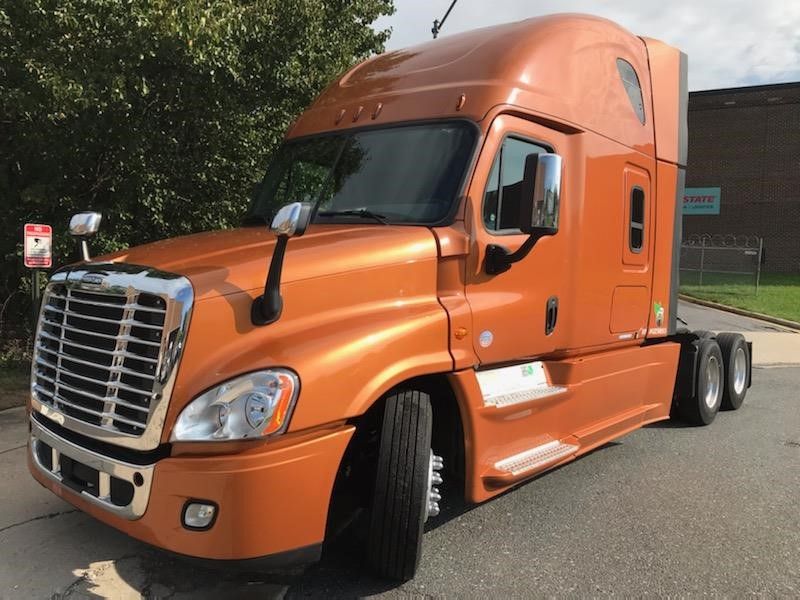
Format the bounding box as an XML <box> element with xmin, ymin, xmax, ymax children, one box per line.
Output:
<box><xmin>680</xmin><ymin>234</ymin><xmax>763</xmax><ymax>292</ymax></box>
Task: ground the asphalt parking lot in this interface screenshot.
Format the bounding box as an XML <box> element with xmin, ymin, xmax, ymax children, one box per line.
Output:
<box><xmin>1</xmin><ymin>302</ymin><xmax>799</xmax><ymax>598</ymax></box>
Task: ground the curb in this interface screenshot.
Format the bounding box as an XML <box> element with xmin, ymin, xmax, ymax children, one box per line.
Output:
<box><xmin>679</xmin><ymin>294</ymin><xmax>800</xmax><ymax>332</ymax></box>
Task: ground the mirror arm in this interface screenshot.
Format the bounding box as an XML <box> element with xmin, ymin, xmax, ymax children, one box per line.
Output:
<box><xmin>251</xmin><ymin>235</ymin><xmax>289</xmax><ymax>326</ymax></box>
<box><xmin>484</xmin><ymin>231</ymin><xmax>550</xmax><ymax>275</ymax></box>
<box><xmin>77</xmin><ymin>239</ymin><xmax>90</xmax><ymax>262</ymax></box>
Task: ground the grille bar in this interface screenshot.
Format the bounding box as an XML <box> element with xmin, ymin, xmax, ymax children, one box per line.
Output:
<box><xmin>38</xmin><ymin>329</ymin><xmax>160</xmax><ymax>364</ymax></box>
<box><xmin>43</xmin><ymin>305</ymin><xmax>164</xmax><ymax>331</ymax></box>
<box><xmin>35</xmin><ymin>344</ymin><xmax>157</xmax><ymax>381</ymax></box>
<box><xmin>34</xmin><ymin>385</ymin><xmax>149</xmax><ymax>429</ymax></box>
<box><xmin>41</xmin><ymin>318</ymin><xmax>162</xmax><ymax>347</ymax></box>
<box><xmin>34</xmin><ymin>363</ymin><xmax>153</xmax><ymax>404</ymax></box>
<box><xmin>49</xmin><ymin>293</ymin><xmax>167</xmax><ymax>314</ymax></box>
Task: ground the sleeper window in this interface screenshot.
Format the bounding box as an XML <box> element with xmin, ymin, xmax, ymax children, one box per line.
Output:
<box><xmin>617</xmin><ymin>58</ymin><xmax>646</xmax><ymax>124</ymax></box>
<box><xmin>483</xmin><ymin>137</ymin><xmax>548</xmax><ymax>232</ymax></box>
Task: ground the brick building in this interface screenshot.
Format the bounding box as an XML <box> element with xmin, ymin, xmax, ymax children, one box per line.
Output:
<box><xmin>684</xmin><ymin>82</ymin><xmax>800</xmax><ymax>272</ymax></box>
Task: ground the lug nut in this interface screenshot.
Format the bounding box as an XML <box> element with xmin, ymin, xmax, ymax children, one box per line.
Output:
<box><xmin>432</xmin><ymin>471</ymin><xmax>443</xmax><ymax>485</ymax></box>
<box><xmin>428</xmin><ymin>501</ymin><xmax>440</xmax><ymax>517</ymax></box>
<box><xmin>430</xmin><ymin>487</ymin><xmax>441</xmax><ymax>502</ymax></box>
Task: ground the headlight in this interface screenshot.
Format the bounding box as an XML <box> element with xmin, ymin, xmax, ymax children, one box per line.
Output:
<box><xmin>171</xmin><ymin>370</ymin><xmax>299</xmax><ymax>441</ymax></box>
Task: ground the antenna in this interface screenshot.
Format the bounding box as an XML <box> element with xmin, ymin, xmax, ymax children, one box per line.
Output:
<box><xmin>432</xmin><ymin>0</ymin><xmax>458</xmax><ymax>39</ymax></box>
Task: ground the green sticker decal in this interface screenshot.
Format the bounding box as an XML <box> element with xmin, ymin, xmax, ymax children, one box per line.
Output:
<box><xmin>654</xmin><ymin>301</ymin><xmax>664</xmax><ymax>327</ymax></box>
<box><xmin>521</xmin><ymin>364</ymin><xmax>534</xmax><ymax>377</ymax></box>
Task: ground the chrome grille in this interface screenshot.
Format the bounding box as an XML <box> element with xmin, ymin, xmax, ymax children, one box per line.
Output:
<box><xmin>31</xmin><ymin>264</ymin><xmax>193</xmax><ymax>451</ymax></box>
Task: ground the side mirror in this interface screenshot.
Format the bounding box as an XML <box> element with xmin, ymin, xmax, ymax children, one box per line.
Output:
<box><xmin>484</xmin><ymin>153</ymin><xmax>563</xmax><ymax>275</ymax></box>
<box><xmin>270</xmin><ymin>202</ymin><xmax>313</xmax><ymax>237</ymax></box>
<box><xmin>69</xmin><ymin>211</ymin><xmax>102</xmax><ymax>261</ymax></box>
<box><xmin>520</xmin><ymin>153</ymin><xmax>561</xmax><ymax>235</ymax></box>
<box><xmin>252</xmin><ymin>202</ymin><xmax>313</xmax><ymax>326</ymax></box>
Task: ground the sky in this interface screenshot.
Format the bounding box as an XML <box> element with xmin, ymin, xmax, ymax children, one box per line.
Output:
<box><xmin>374</xmin><ymin>0</ymin><xmax>800</xmax><ymax>91</ymax></box>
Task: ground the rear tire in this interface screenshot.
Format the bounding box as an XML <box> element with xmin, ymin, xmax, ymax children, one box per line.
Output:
<box><xmin>367</xmin><ymin>390</ymin><xmax>432</xmax><ymax>581</ymax></box>
<box><xmin>679</xmin><ymin>338</ymin><xmax>724</xmax><ymax>426</ymax></box>
<box><xmin>717</xmin><ymin>332</ymin><xmax>749</xmax><ymax>410</ymax></box>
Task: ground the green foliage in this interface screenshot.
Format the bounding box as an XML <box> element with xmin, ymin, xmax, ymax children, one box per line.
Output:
<box><xmin>681</xmin><ymin>273</ymin><xmax>800</xmax><ymax>323</ymax></box>
<box><xmin>0</xmin><ymin>0</ymin><xmax>394</xmax><ymax>303</ymax></box>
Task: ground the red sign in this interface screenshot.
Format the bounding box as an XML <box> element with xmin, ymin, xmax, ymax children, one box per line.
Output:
<box><xmin>24</xmin><ymin>223</ymin><xmax>53</xmax><ymax>268</ymax></box>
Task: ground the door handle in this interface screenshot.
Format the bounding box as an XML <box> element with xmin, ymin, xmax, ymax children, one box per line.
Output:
<box><xmin>545</xmin><ymin>296</ymin><xmax>558</xmax><ymax>335</ymax></box>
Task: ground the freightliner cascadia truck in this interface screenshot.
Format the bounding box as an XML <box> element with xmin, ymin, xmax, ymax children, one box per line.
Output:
<box><xmin>28</xmin><ymin>14</ymin><xmax>752</xmax><ymax>580</ymax></box>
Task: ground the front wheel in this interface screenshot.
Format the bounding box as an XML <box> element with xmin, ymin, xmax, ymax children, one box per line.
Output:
<box><xmin>366</xmin><ymin>389</ymin><xmax>442</xmax><ymax>581</ymax></box>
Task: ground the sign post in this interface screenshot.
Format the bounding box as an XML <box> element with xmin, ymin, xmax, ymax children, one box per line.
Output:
<box><xmin>23</xmin><ymin>223</ymin><xmax>53</xmax><ymax>327</ymax></box>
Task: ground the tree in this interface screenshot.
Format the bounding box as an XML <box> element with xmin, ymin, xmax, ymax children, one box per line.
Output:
<box><xmin>0</xmin><ymin>0</ymin><xmax>394</xmax><ymax>343</ymax></box>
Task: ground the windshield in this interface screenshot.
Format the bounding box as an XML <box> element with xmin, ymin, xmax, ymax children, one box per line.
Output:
<box><xmin>246</xmin><ymin>121</ymin><xmax>477</xmax><ymax>225</ymax></box>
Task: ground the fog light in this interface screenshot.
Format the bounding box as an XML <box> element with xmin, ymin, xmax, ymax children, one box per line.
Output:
<box><xmin>183</xmin><ymin>501</ymin><xmax>217</xmax><ymax>530</ymax></box>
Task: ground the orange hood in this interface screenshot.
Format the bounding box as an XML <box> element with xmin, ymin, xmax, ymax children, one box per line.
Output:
<box><xmin>101</xmin><ymin>224</ymin><xmax>440</xmax><ymax>301</ymax></box>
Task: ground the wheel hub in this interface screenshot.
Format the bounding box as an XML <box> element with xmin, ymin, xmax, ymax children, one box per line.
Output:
<box><xmin>425</xmin><ymin>451</ymin><xmax>444</xmax><ymax>521</ymax></box>
<box><xmin>733</xmin><ymin>346</ymin><xmax>747</xmax><ymax>395</ymax></box>
<box><xmin>704</xmin><ymin>354</ymin><xmax>721</xmax><ymax>409</ymax></box>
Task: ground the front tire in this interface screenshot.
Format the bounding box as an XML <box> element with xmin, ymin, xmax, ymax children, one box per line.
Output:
<box><xmin>679</xmin><ymin>338</ymin><xmax>724</xmax><ymax>425</ymax></box>
<box><xmin>367</xmin><ymin>389</ymin><xmax>433</xmax><ymax>581</ymax></box>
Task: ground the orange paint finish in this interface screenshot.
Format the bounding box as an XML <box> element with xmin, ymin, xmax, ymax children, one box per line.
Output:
<box><xmin>290</xmin><ymin>15</ymin><xmax>655</xmax><ymax>156</ymax></box>
<box><xmin>162</xmin><ymin>233</ymin><xmax>452</xmax><ymax>435</ymax></box>
<box><xmin>642</xmin><ymin>37</ymin><xmax>687</xmax><ymax>166</ymax></box>
<box><xmin>450</xmin><ymin>342</ymin><xmax>680</xmax><ymax>503</ymax></box>
<box><xmin>647</xmin><ymin>160</ymin><xmax>681</xmax><ymax>336</ymax></box>
<box><xmin>29</xmin><ymin>424</ymin><xmax>354</xmax><ymax>558</ymax></box>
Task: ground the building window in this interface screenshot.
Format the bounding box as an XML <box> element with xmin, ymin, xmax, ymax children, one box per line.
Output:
<box><xmin>630</xmin><ymin>186</ymin><xmax>645</xmax><ymax>252</ymax></box>
<box><xmin>617</xmin><ymin>58</ymin><xmax>646</xmax><ymax>124</ymax></box>
<box><xmin>483</xmin><ymin>137</ymin><xmax>549</xmax><ymax>232</ymax></box>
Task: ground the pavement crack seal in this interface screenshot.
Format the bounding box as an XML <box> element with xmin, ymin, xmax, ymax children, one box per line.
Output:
<box><xmin>0</xmin><ymin>444</ymin><xmax>26</xmax><ymax>456</ymax></box>
<box><xmin>0</xmin><ymin>508</ymin><xmax>78</xmax><ymax>534</ymax></box>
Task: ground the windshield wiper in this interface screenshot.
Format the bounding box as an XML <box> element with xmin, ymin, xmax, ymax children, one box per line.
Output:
<box><xmin>317</xmin><ymin>208</ymin><xmax>389</xmax><ymax>225</ymax></box>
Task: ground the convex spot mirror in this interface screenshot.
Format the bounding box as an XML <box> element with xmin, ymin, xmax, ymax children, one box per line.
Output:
<box><xmin>519</xmin><ymin>153</ymin><xmax>562</xmax><ymax>235</ymax></box>
<box><xmin>69</xmin><ymin>212</ymin><xmax>102</xmax><ymax>238</ymax></box>
<box><xmin>270</xmin><ymin>202</ymin><xmax>313</xmax><ymax>237</ymax></box>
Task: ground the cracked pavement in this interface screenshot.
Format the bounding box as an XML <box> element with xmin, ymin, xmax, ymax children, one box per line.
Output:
<box><xmin>0</xmin><ymin>303</ymin><xmax>798</xmax><ymax>598</ymax></box>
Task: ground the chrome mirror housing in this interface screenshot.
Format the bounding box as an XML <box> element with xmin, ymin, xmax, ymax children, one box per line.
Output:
<box><xmin>69</xmin><ymin>212</ymin><xmax>102</xmax><ymax>262</ymax></box>
<box><xmin>521</xmin><ymin>153</ymin><xmax>562</xmax><ymax>235</ymax></box>
<box><xmin>270</xmin><ymin>202</ymin><xmax>312</xmax><ymax>238</ymax></box>
<box><xmin>69</xmin><ymin>212</ymin><xmax>102</xmax><ymax>238</ymax></box>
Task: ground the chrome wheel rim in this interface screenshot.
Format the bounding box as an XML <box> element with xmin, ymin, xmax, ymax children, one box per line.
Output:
<box><xmin>733</xmin><ymin>347</ymin><xmax>747</xmax><ymax>395</ymax></box>
<box><xmin>425</xmin><ymin>451</ymin><xmax>443</xmax><ymax>521</ymax></box>
<box><xmin>705</xmin><ymin>354</ymin><xmax>721</xmax><ymax>409</ymax></box>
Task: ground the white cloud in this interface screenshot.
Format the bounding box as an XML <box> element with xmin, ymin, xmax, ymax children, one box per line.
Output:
<box><xmin>374</xmin><ymin>0</ymin><xmax>800</xmax><ymax>90</ymax></box>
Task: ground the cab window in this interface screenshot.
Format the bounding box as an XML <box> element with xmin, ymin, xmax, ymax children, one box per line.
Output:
<box><xmin>483</xmin><ymin>137</ymin><xmax>549</xmax><ymax>232</ymax></box>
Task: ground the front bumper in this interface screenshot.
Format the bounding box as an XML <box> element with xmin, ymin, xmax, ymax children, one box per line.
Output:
<box><xmin>28</xmin><ymin>416</ymin><xmax>354</xmax><ymax>562</ymax></box>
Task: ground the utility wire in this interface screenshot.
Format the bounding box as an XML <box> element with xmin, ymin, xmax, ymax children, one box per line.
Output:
<box><xmin>432</xmin><ymin>0</ymin><xmax>458</xmax><ymax>39</ymax></box>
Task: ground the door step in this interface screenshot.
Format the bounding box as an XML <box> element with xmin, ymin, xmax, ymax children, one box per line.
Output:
<box><xmin>483</xmin><ymin>440</ymin><xmax>578</xmax><ymax>487</ymax></box>
<box><xmin>482</xmin><ymin>385</ymin><xmax>566</xmax><ymax>408</ymax></box>
<box><xmin>476</xmin><ymin>361</ymin><xmax>567</xmax><ymax>408</ymax></box>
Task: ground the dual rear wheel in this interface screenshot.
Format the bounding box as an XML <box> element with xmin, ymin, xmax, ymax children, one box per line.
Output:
<box><xmin>677</xmin><ymin>332</ymin><xmax>750</xmax><ymax>425</ymax></box>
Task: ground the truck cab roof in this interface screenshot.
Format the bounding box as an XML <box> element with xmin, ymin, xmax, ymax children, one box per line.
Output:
<box><xmin>289</xmin><ymin>13</ymin><xmax>684</xmax><ymax>163</ymax></box>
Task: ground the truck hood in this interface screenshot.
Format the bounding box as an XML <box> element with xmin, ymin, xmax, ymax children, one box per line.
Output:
<box><xmin>101</xmin><ymin>224</ymin><xmax>440</xmax><ymax>301</ymax></box>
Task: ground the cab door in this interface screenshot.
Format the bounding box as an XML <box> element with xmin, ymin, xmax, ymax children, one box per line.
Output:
<box><xmin>464</xmin><ymin>115</ymin><xmax>574</xmax><ymax>365</ymax></box>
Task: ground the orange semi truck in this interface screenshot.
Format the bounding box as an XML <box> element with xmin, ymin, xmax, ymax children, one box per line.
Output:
<box><xmin>28</xmin><ymin>15</ymin><xmax>752</xmax><ymax>580</ymax></box>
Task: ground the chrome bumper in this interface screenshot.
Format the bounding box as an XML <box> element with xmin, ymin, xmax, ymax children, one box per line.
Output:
<box><xmin>30</xmin><ymin>418</ymin><xmax>154</xmax><ymax>520</ymax></box>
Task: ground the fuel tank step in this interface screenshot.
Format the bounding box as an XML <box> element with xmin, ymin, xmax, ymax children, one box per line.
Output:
<box><xmin>476</xmin><ymin>360</ymin><xmax>567</xmax><ymax>408</ymax></box>
<box><xmin>482</xmin><ymin>440</ymin><xmax>578</xmax><ymax>487</ymax></box>
<box><xmin>482</xmin><ymin>385</ymin><xmax>567</xmax><ymax>408</ymax></box>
